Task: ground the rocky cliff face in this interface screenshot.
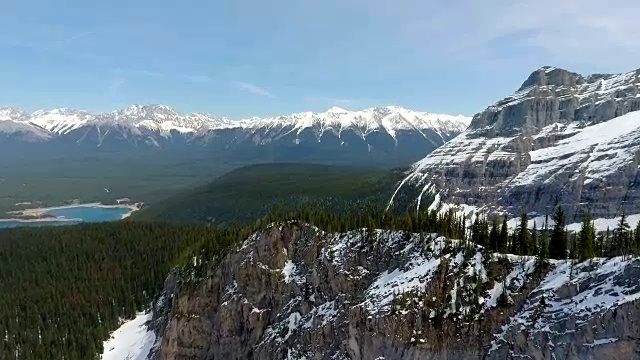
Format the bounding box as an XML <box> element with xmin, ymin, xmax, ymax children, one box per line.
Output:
<box><xmin>145</xmin><ymin>223</ymin><xmax>640</xmax><ymax>359</ymax></box>
<box><xmin>390</xmin><ymin>66</ymin><xmax>640</xmax><ymax>220</ymax></box>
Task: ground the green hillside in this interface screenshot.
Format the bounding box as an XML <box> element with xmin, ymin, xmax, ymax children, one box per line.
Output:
<box><xmin>133</xmin><ymin>163</ymin><xmax>403</xmax><ymax>224</ymax></box>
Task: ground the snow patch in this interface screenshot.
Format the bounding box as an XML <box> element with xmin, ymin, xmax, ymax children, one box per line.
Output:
<box><xmin>101</xmin><ymin>312</ymin><xmax>155</xmax><ymax>360</ymax></box>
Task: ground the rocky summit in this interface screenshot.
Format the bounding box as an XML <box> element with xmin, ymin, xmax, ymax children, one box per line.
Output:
<box><xmin>136</xmin><ymin>222</ymin><xmax>640</xmax><ymax>360</ymax></box>
<box><xmin>390</xmin><ymin>66</ymin><xmax>640</xmax><ymax>220</ymax></box>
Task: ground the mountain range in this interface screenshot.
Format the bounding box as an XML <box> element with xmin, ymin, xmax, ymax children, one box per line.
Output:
<box><xmin>0</xmin><ymin>104</ymin><xmax>470</xmax><ymax>166</ymax></box>
<box><xmin>391</xmin><ymin>66</ymin><xmax>640</xmax><ymax>221</ymax></box>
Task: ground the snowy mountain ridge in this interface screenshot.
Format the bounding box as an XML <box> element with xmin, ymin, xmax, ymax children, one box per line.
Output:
<box><xmin>1</xmin><ymin>104</ymin><xmax>470</xmax><ymax>139</ymax></box>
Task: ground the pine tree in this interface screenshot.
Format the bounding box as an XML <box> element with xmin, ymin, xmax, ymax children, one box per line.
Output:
<box><xmin>596</xmin><ymin>233</ymin><xmax>604</xmax><ymax>257</ymax></box>
<box><xmin>513</xmin><ymin>213</ymin><xmax>529</xmax><ymax>255</ymax></box>
<box><xmin>489</xmin><ymin>217</ymin><xmax>500</xmax><ymax>252</ymax></box>
<box><xmin>532</xmin><ymin>221</ymin><xmax>539</xmax><ymax>256</ymax></box>
<box><xmin>615</xmin><ymin>213</ymin><xmax>631</xmax><ymax>257</ymax></box>
<box><xmin>634</xmin><ymin>221</ymin><xmax>640</xmax><ymax>256</ymax></box>
<box><xmin>479</xmin><ymin>217</ymin><xmax>490</xmax><ymax>248</ymax></box>
<box><xmin>536</xmin><ymin>220</ymin><xmax>550</xmax><ymax>271</ymax></box>
<box><xmin>549</xmin><ymin>207</ymin><xmax>567</xmax><ymax>260</ymax></box>
<box><xmin>522</xmin><ymin>213</ymin><xmax>531</xmax><ymax>255</ymax></box>
<box><xmin>471</xmin><ymin>217</ymin><xmax>481</xmax><ymax>245</ymax></box>
<box><xmin>499</xmin><ymin>216</ymin><xmax>509</xmax><ymax>253</ymax></box>
<box><xmin>578</xmin><ymin>211</ymin><xmax>595</xmax><ymax>261</ymax></box>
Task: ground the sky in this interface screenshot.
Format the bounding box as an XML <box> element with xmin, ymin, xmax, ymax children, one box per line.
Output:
<box><xmin>1</xmin><ymin>0</ymin><xmax>639</xmax><ymax>119</ymax></box>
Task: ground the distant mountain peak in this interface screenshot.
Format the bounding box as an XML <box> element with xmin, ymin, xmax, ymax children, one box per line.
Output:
<box><xmin>0</xmin><ymin>104</ymin><xmax>471</xmax><ymax>139</ymax></box>
<box><xmin>326</xmin><ymin>106</ymin><xmax>349</xmax><ymax>114</ymax></box>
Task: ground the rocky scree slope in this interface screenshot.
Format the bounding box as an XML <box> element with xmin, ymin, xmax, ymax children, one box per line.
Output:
<box><xmin>0</xmin><ymin>105</ymin><xmax>470</xmax><ymax>166</ymax></box>
<box><xmin>144</xmin><ymin>222</ymin><xmax>640</xmax><ymax>360</ymax></box>
<box><xmin>390</xmin><ymin>66</ymin><xmax>640</xmax><ymax>219</ymax></box>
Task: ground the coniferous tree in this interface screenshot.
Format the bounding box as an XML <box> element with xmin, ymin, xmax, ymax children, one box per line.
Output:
<box><xmin>489</xmin><ymin>217</ymin><xmax>500</xmax><ymax>252</ymax></box>
<box><xmin>521</xmin><ymin>213</ymin><xmax>531</xmax><ymax>255</ymax></box>
<box><xmin>479</xmin><ymin>217</ymin><xmax>490</xmax><ymax>248</ymax></box>
<box><xmin>596</xmin><ymin>233</ymin><xmax>605</xmax><ymax>257</ymax></box>
<box><xmin>549</xmin><ymin>207</ymin><xmax>568</xmax><ymax>260</ymax></box>
<box><xmin>536</xmin><ymin>220</ymin><xmax>550</xmax><ymax>270</ymax></box>
<box><xmin>471</xmin><ymin>217</ymin><xmax>481</xmax><ymax>244</ymax></box>
<box><xmin>513</xmin><ymin>213</ymin><xmax>529</xmax><ymax>255</ymax></box>
<box><xmin>499</xmin><ymin>216</ymin><xmax>509</xmax><ymax>253</ymax></box>
<box><xmin>634</xmin><ymin>221</ymin><xmax>640</xmax><ymax>256</ymax></box>
<box><xmin>531</xmin><ymin>221</ymin><xmax>539</xmax><ymax>256</ymax></box>
<box><xmin>578</xmin><ymin>211</ymin><xmax>595</xmax><ymax>261</ymax></box>
<box><xmin>615</xmin><ymin>213</ymin><xmax>631</xmax><ymax>257</ymax></box>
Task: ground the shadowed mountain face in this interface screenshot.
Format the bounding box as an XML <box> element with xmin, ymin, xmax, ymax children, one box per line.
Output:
<box><xmin>391</xmin><ymin>66</ymin><xmax>640</xmax><ymax>220</ymax></box>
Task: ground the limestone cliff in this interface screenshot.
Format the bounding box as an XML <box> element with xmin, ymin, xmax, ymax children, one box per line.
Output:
<box><xmin>390</xmin><ymin>66</ymin><xmax>640</xmax><ymax>220</ymax></box>
<box><xmin>145</xmin><ymin>223</ymin><xmax>640</xmax><ymax>359</ymax></box>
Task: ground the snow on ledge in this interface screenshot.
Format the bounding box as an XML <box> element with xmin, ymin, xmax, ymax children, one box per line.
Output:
<box><xmin>101</xmin><ymin>312</ymin><xmax>155</xmax><ymax>360</ymax></box>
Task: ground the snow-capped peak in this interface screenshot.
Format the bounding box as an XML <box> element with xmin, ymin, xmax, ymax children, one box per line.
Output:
<box><xmin>0</xmin><ymin>107</ymin><xmax>27</xmax><ymax>121</ymax></box>
<box><xmin>0</xmin><ymin>104</ymin><xmax>471</xmax><ymax>138</ymax></box>
<box><xmin>326</xmin><ymin>106</ymin><xmax>349</xmax><ymax>114</ymax></box>
<box><xmin>28</xmin><ymin>108</ymin><xmax>94</xmax><ymax>135</ymax></box>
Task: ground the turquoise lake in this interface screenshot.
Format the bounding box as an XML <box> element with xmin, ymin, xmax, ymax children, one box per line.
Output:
<box><xmin>0</xmin><ymin>206</ymin><xmax>132</xmax><ymax>229</ymax></box>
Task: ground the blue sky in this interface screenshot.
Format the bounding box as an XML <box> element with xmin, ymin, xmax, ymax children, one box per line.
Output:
<box><xmin>1</xmin><ymin>0</ymin><xmax>639</xmax><ymax>118</ymax></box>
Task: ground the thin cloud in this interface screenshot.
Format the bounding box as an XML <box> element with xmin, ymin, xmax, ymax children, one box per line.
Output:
<box><xmin>48</xmin><ymin>31</ymin><xmax>94</xmax><ymax>48</ymax></box>
<box><xmin>304</xmin><ymin>95</ymin><xmax>354</xmax><ymax>108</ymax></box>
<box><xmin>112</xmin><ymin>68</ymin><xmax>164</xmax><ymax>78</ymax></box>
<box><xmin>183</xmin><ymin>75</ymin><xmax>211</xmax><ymax>84</ymax></box>
<box><xmin>232</xmin><ymin>81</ymin><xmax>274</xmax><ymax>98</ymax></box>
<box><xmin>352</xmin><ymin>0</ymin><xmax>640</xmax><ymax>69</ymax></box>
<box><xmin>303</xmin><ymin>94</ymin><xmax>382</xmax><ymax>110</ymax></box>
<box><xmin>0</xmin><ymin>34</ymin><xmax>112</xmax><ymax>63</ymax></box>
<box><xmin>106</xmin><ymin>78</ymin><xmax>125</xmax><ymax>96</ymax></box>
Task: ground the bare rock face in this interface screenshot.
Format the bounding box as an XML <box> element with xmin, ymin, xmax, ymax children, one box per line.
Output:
<box><xmin>148</xmin><ymin>223</ymin><xmax>640</xmax><ymax>359</ymax></box>
<box><xmin>390</xmin><ymin>66</ymin><xmax>640</xmax><ymax>220</ymax></box>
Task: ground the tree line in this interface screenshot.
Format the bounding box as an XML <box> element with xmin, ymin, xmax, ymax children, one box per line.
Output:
<box><xmin>468</xmin><ymin>207</ymin><xmax>640</xmax><ymax>262</ymax></box>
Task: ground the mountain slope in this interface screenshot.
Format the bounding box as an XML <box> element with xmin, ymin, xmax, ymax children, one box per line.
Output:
<box><xmin>390</xmin><ymin>66</ymin><xmax>640</xmax><ymax>220</ymax></box>
<box><xmin>133</xmin><ymin>163</ymin><xmax>400</xmax><ymax>224</ymax></box>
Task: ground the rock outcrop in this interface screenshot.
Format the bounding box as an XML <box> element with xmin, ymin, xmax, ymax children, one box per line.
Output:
<box><xmin>390</xmin><ymin>66</ymin><xmax>640</xmax><ymax>220</ymax></box>
<box><xmin>147</xmin><ymin>223</ymin><xmax>640</xmax><ymax>359</ymax></box>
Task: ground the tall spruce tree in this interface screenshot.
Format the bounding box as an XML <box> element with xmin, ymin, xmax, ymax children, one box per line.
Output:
<box><xmin>615</xmin><ymin>213</ymin><xmax>631</xmax><ymax>257</ymax></box>
<box><xmin>549</xmin><ymin>206</ymin><xmax>568</xmax><ymax>260</ymax></box>
<box><xmin>480</xmin><ymin>217</ymin><xmax>490</xmax><ymax>248</ymax></box>
<box><xmin>471</xmin><ymin>217</ymin><xmax>481</xmax><ymax>245</ymax></box>
<box><xmin>537</xmin><ymin>219</ymin><xmax>550</xmax><ymax>270</ymax></box>
<box><xmin>634</xmin><ymin>221</ymin><xmax>640</xmax><ymax>256</ymax></box>
<box><xmin>514</xmin><ymin>213</ymin><xmax>530</xmax><ymax>255</ymax></box>
<box><xmin>532</xmin><ymin>221</ymin><xmax>539</xmax><ymax>257</ymax></box>
<box><xmin>499</xmin><ymin>216</ymin><xmax>509</xmax><ymax>253</ymax></box>
<box><xmin>578</xmin><ymin>211</ymin><xmax>595</xmax><ymax>261</ymax></box>
<box><xmin>489</xmin><ymin>217</ymin><xmax>500</xmax><ymax>252</ymax></box>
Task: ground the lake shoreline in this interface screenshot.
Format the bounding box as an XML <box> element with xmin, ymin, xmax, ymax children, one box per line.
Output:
<box><xmin>0</xmin><ymin>202</ymin><xmax>142</xmax><ymax>223</ymax></box>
